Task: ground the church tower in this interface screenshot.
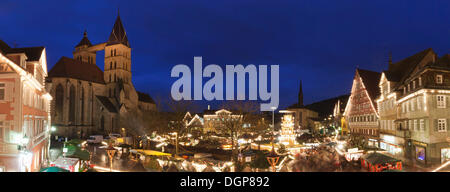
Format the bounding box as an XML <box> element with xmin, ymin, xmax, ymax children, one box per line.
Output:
<box><xmin>104</xmin><ymin>12</ymin><xmax>138</xmax><ymax>110</ymax></box>
<box><xmin>73</xmin><ymin>30</ymin><xmax>96</xmax><ymax>65</ymax></box>
<box><xmin>298</xmin><ymin>80</ymin><xmax>303</xmax><ymax>107</ymax></box>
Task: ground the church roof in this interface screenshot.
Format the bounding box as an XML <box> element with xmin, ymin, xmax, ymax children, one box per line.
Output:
<box><xmin>75</xmin><ymin>31</ymin><xmax>93</xmax><ymax>48</ymax></box>
<box><xmin>106</xmin><ymin>14</ymin><xmax>130</xmax><ymax>47</ymax></box>
<box><xmin>96</xmin><ymin>96</ymin><xmax>118</xmax><ymax>113</ymax></box>
<box><xmin>48</xmin><ymin>56</ymin><xmax>105</xmax><ymax>84</ymax></box>
<box><xmin>137</xmin><ymin>91</ymin><xmax>155</xmax><ymax>104</ymax></box>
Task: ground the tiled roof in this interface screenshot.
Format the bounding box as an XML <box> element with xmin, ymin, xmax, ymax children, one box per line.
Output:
<box><xmin>386</xmin><ymin>48</ymin><xmax>434</xmax><ymax>83</ymax></box>
<box><xmin>0</xmin><ymin>40</ymin><xmax>44</xmax><ymax>61</ymax></box>
<box><xmin>7</xmin><ymin>46</ymin><xmax>45</xmax><ymax>61</ymax></box>
<box><xmin>48</xmin><ymin>56</ymin><xmax>105</xmax><ymax>84</ymax></box>
<box><xmin>107</xmin><ymin>15</ymin><xmax>130</xmax><ymax>47</ymax></box>
<box><xmin>96</xmin><ymin>96</ymin><xmax>118</xmax><ymax>113</ymax></box>
<box><xmin>137</xmin><ymin>91</ymin><xmax>155</xmax><ymax>104</ymax></box>
<box><xmin>432</xmin><ymin>54</ymin><xmax>450</xmax><ymax>69</ymax></box>
<box><xmin>357</xmin><ymin>68</ymin><xmax>381</xmax><ymax>109</ymax></box>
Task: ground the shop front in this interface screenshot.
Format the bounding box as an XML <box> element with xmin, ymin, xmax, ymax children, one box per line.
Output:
<box><xmin>412</xmin><ymin>141</ymin><xmax>428</xmax><ymax>164</ymax></box>
<box><xmin>379</xmin><ymin>134</ymin><xmax>405</xmax><ymax>160</ymax></box>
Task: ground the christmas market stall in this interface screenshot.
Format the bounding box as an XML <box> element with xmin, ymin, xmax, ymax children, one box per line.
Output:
<box><xmin>361</xmin><ymin>152</ymin><xmax>402</xmax><ymax>172</ymax></box>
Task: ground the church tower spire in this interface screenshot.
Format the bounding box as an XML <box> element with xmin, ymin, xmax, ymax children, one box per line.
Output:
<box><xmin>73</xmin><ymin>30</ymin><xmax>96</xmax><ymax>64</ymax></box>
<box><xmin>298</xmin><ymin>80</ymin><xmax>303</xmax><ymax>107</ymax></box>
<box><xmin>107</xmin><ymin>12</ymin><xmax>130</xmax><ymax>47</ymax></box>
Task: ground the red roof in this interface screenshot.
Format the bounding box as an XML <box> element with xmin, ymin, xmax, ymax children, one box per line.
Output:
<box><xmin>48</xmin><ymin>56</ymin><xmax>105</xmax><ymax>84</ymax></box>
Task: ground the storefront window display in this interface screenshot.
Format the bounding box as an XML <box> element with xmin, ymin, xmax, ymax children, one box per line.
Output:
<box><xmin>416</xmin><ymin>147</ymin><xmax>426</xmax><ymax>161</ymax></box>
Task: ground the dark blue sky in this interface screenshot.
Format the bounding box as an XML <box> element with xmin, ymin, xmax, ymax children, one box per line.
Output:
<box><xmin>1</xmin><ymin>0</ymin><xmax>449</xmax><ymax>111</ymax></box>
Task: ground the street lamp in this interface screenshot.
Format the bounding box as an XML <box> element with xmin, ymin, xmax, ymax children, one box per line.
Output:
<box><xmin>105</xmin><ymin>143</ymin><xmax>117</xmax><ymax>172</ymax></box>
<box><xmin>266</xmin><ymin>145</ymin><xmax>279</xmax><ymax>172</ymax></box>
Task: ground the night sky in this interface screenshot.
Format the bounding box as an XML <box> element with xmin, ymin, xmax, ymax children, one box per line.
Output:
<box><xmin>1</xmin><ymin>0</ymin><xmax>450</xmax><ymax>111</ymax></box>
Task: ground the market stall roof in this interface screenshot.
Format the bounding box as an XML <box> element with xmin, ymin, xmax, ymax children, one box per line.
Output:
<box><xmin>362</xmin><ymin>152</ymin><xmax>401</xmax><ymax>165</ymax></box>
<box><xmin>40</xmin><ymin>167</ymin><xmax>70</xmax><ymax>172</ymax></box>
<box><xmin>131</xmin><ymin>149</ymin><xmax>172</xmax><ymax>156</ymax></box>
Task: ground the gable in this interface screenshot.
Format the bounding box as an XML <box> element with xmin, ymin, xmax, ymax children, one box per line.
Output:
<box><xmin>346</xmin><ymin>69</ymin><xmax>380</xmax><ymax>116</ymax></box>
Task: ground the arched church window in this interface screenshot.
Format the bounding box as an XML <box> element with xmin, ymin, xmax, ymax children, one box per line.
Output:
<box><xmin>69</xmin><ymin>84</ymin><xmax>76</xmax><ymax>123</ymax></box>
<box><xmin>81</xmin><ymin>88</ymin><xmax>85</xmax><ymax>123</ymax></box>
<box><xmin>55</xmin><ymin>84</ymin><xmax>64</xmax><ymax>122</ymax></box>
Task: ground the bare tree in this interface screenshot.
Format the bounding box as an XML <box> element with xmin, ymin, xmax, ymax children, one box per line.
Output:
<box><xmin>217</xmin><ymin>101</ymin><xmax>262</xmax><ymax>166</ymax></box>
<box><xmin>164</xmin><ymin>99</ymin><xmax>199</xmax><ymax>156</ymax></box>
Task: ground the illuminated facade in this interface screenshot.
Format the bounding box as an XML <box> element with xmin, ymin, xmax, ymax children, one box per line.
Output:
<box><xmin>47</xmin><ymin>13</ymin><xmax>156</xmax><ymax>138</ymax></box>
<box><xmin>377</xmin><ymin>48</ymin><xmax>450</xmax><ymax>166</ymax></box>
<box><xmin>0</xmin><ymin>40</ymin><xmax>52</xmax><ymax>172</ymax></box>
<box><xmin>344</xmin><ymin>69</ymin><xmax>381</xmax><ymax>147</ymax></box>
<box><xmin>279</xmin><ymin>110</ymin><xmax>296</xmax><ymax>146</ymax></box>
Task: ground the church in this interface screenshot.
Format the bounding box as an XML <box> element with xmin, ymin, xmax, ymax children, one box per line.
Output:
<box><xmin>47</xmin><ymin>13</ymin><xmax>156</xmax><ymax>138</ymax></box>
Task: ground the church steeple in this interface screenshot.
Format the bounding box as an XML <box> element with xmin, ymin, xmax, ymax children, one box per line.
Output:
<box><xmin>75</xmin><ymin>30</ymin><xmax>92</xmax><ymax>48</ymax></box>
<box><xmin>107</xmin><ymin>12</ymin><xmax>130</xmax><ymax>47</ymax></box>
<box><xmin>298</xmin><ymin>80</ymin><xmax>303</xmax><ymax>107</ymax></box>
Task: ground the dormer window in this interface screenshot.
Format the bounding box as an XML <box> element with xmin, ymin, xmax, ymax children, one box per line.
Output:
<box><xmin>436</xmin><ymin>75</ymin><xmax>443</xmax><ymax>84</ymax></box>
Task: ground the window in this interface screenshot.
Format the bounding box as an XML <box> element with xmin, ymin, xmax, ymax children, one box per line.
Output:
<box><xmin>411</xmin><ymin>99</ymin><xmax>415</xmax><ymax>111</ymax></box>
<box><xmin>413</xmin><ymin>81</ymin><xmax>416</xmax><ymax>89</ymax></box>
<box><xmin>436</xmin><ymin>75</ymin><xmax>443</xmax><ymax>84</ymax></box>
<box><xmin>409</xmin><ymin>120</ymin><xmax>413</xmax><ymax>131</ymax></box>
<box><xmin>420</xmin><ymin>119</ymin><xmax>424</xmax><ymax>131</ymax></box>
<box><xmin>437</xmin><ymin>95</ymin><xmax>446</xmax><ymax>108</ymax></box>
<box><xmin>437</xmin><ymin>119</ymin><xmax>447</xmax><ymax>132</ymax></box>
<box><xmin>0</xmin><ymin>83</ymin><xmax>4</xmax><ymax>100</ymax></box>
<box><xmin>0</xmin><ymin>121</ymin><xmax>3</xmax><ymax>141</ymax></box>
<box><xmin>414</xmin><ymin>120</ymin><xmax>417</xmax><ymax>131</ymax></box>
<box><xmin>419</xmin><ymin>77</ymin><xmax>422</xmax><ymax>86</ymax></box>
<box><xmin>417</xmin><ymin>97</ymin><xmax>421</xmax><ymax>110</ymax></box>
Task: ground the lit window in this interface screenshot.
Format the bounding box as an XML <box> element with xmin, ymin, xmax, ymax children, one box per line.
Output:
<box><xmin>420</xmin><ymin>119</ymin><xmax>424</xmax><ymax>131</ymax></box>
<box><xmin>437</xmin><ymin>95</ymin><xmax>446</xmax><ymax>108</ymax></box>
<box><xmin>414</xmin><ymin>120</ymin><xmax>417</xmax><ymax>131</ymax></box>
<box><xmin>0</xmin><ymin>83</ymin><xmax>5</xmax><ymax>100</ymax></box>
<box><xmin>437</xmin><ymin>119</ymin><xmax>447</xmax><ymax>132</ymax></box>
<box><xmin>436</xmin><ymin>75</ymin><xmax>443</xmax><ymax>84</ymax></box>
